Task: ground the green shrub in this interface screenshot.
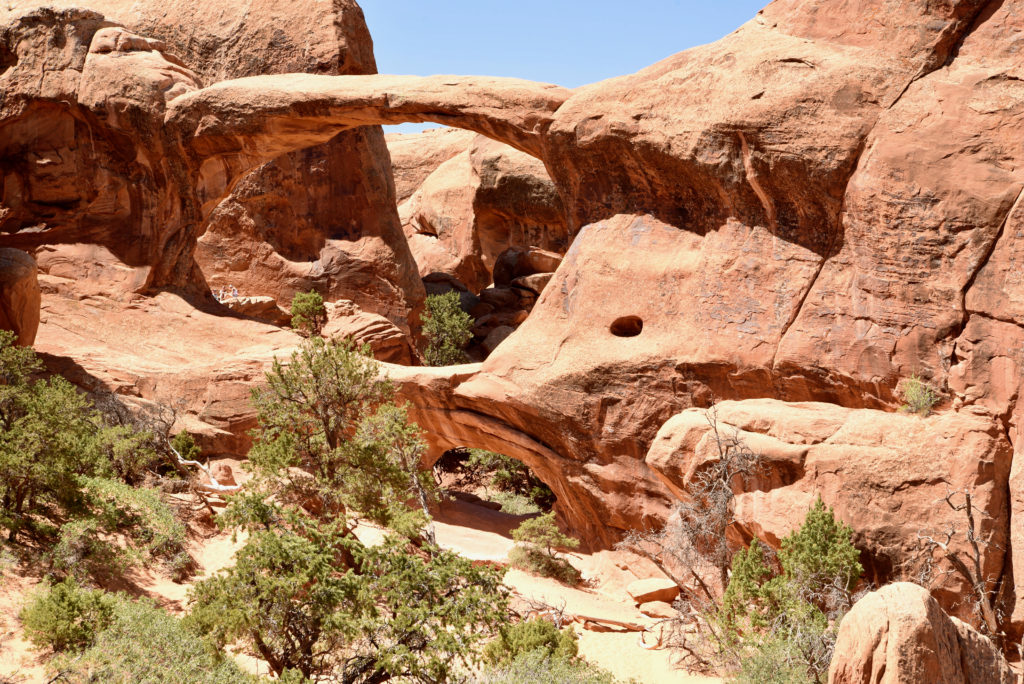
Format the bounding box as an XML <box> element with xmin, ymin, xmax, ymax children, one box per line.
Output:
<box><xmin>290</xmin><ymin>290</ymin><xmax>327</xmax><ymax>337</ymax></box>
<box><xmin>189</xmin><ymin>528</ymin><xmax>507</xmax><ymax>681</ymax></box>
<box><xmin>422</xmin><ymin>292</ymin><xmax>473</xmax><ymax>365</ymax></box>
<box><xmin>778</xmin><ymin>496</ymin><xmax>862</xmax><ymax>596</ymax></box>
<box><xmin>732</xmin><ymin>630</ymin><xmax>821</xmax><ymax>684</ymax></box>
<box><xmin>171</xmin><ymin>430</ymin><xmax>202</xmax><ymax>462</ymax></box>
<box><xmin>0</xmin><ymin>331</ymin><xmax>184</xmax><ymax>579</ymax></box>
<box><xmin>719</xmin><ymin>498</ymin><xmax>859</xmax><ymax>684</ymax></box>
<box><xmin>512</xmin><ymin>512</ymin><xmax>579</xmax><ymax>558</ymax></box>
<box><xmin>900</xmin><ymin>374</ymin><xmax>940</xmax><ymax>416</ymax></box>
<box><xmin>509</xmin><ymin>546</ymin><xmax>582</xmax><ymax>586</ymax></box>
<box><xmin>484</xmin><ymin>617</ymin><xmax>578</xmax><ymax>666</ymax></box>
<box><xmin>478</xmin><ymin>648</ymin><xmax>618</xmax><ymax>684</ymax></box>
<box><xmin>491</xmin><ymin>491</ymin><xmax>543</xmax><ymax>515</ymax></box>
<box><xmin>47</xmin><ymin>592</ymin><xmax>254</xmax><ymax>683</ymax></box>
<box><xmin>466</xmin><ymin>448</ymin><xmax>555</xmax><ymax>510</ymax></box>
<box><xmin>510</xmin><ymin>514</ymin><xmax>581</xmax><ymax>583</ymax></box>
<box><xmin>21</xmin><ymin>578</ymin><xmax>115</xmax><ymax>652</ymax></box>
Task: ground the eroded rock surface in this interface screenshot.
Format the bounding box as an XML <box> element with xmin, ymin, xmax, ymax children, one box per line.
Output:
<box><xmin>1</xmin><ymin>1</ymin><xmax>424</xmax><ymax>332</ymax></box>
<box><xmin>828</xmin><ymin>583</ymin><xmax>1014</xmax><ymax>684</ymax></box>
<box><xmin>0</xmin><ymin>248</ymin><xmax>40</xmax><ymax>345</ymax></box>
<box><xmin>646</xmin><ymin>400</ymin><xmax>1011</xmax><ymax>616</ymax></box>
<box><xmin>391</xmin><ymin>131</ymin><xmax>567</xmax><ymax>292</ymax></box>
<box><xmin>9</xmin><ymin>0</ymin><xmax>1024</xmax><ymax>641</ymax></box>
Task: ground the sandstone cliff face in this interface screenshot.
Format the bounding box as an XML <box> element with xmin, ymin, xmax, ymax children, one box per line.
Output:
<box><xmin>1</xmin><ymin>1</ymin><xmax>423</xmax><ymax>331</ymax></box>
<box><xmin>0</xmin><ymin>9</ymin><xmax>203</xmax><ymax>292</ymax></box>
<box><xmin>0</xmin><ymin>248</ymin><xmax>39</xmax><ymax>345</ymax></box>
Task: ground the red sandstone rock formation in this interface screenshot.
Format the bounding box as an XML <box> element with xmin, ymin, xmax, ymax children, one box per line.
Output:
<box><xmin>9</xmin><ymin>0</ymin><xmax>1024</xmax><ymax>641</ymax></box>
<box><xmin>646</xmin><ymin>400</ymin><xmax>1011</xmax><ymax>619</ymax></box>
<box><xmin>828</xmin><ymin>583</ymin><xmax>1014</xmax><ymax>684</ymax></box>
<box><xmin>1</xmin><ymin>1</ymin><xmax>423</xmax><ymax>332</ymax></box>
<box><xmin>390</xmin><ymin>131</ymin><xmax>567</xmax><ymax>292</ymax></box>
<box><xmin>0</xmin><ymin>248</ymin><xmax>39</xmax><ymax>345</ymax></box>
<box><xmin>386</xmin><ymin>128</ymin><xmax>476</xmax><ymax>205</ymax></box>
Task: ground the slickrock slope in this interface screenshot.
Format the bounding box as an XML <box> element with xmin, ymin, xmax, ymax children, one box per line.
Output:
<box><xmin>391</xmin><ymin>131</ymin><xmax>567</xmax><ymax>292</ymax></box>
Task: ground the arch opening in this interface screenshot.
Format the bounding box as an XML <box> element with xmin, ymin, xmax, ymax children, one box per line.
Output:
<box><xmin>433</xmin><ymin>446</ymin><xmax>556</xmax><ymax>517</ymax></box>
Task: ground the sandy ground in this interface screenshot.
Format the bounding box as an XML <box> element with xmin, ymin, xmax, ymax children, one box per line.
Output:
<box><xmin>431</xmin><ymin>500</ymin><xmax>721</xmax><ymax>684</ymax></box>
<box><xmin>0</xmin><ymin>567</ymin><xmax>47</xmax><ymax>684</ymax></box>
<box><xmin>0</xmin><ymin>497</ymin><xmax>720</xmax><ymax>683</ymax></box>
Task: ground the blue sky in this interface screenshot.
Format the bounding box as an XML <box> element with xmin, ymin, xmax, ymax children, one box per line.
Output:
<box><xmin>360</xmin><ymin>0</ymin><xmax>769</xmax><ymax>132</ymax></box>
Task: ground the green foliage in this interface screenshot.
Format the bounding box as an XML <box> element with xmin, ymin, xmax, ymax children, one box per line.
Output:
<box><xmin>21</xmin><ymin>578</ymin><xmax>115</xmax><ymax>652</ymax></box>
<box><xmin>422</xmin><ymin>292</ymin><xmax>473</xmax><ymax>366</ymax></box>
<box><xmin>720</xmin><ymin>540</ymin><xmax>773</xmax><ymax>630</ymax></box>
<box><xmin>290</xmin><ymin>289</ymin><xmax>327</xmax><ymax>337</ymax></box>
<box><xmin>171</xmin><ymin>430</ymin><xmax>201</xmax><ymax>462</ymax></box>
<box><xmin>0</xmin><ymin>332</ymin><xmax>182</xmax><ymax>578</ymax></box>
<box><xmin>719</xmin><ymin>499</ymin><xmax>860</xmax><ymax>684</ymax></box>
<box><xmin>245</xmin><ymin>336</ymin><xmax>424</xmax><ymax>530</ymax></box>
<box><xmin>510</xmin><ymin>513</ymin><xmax>582</xmax><ymax>585</ymax></box>
<box><xmin>189</xmin><ymin>521</ymin><xmax>507</xmax><ymax>681</ymax></box>
<box><xmin>197</xmin><ymin>335</ymin><xmax>507</xmax><ymax>681</ymax></box>
<box><xmin>900</xmin><ymin>374</ymin><xmax>940</xmax><ymax>416</ymax></box>
<box><xmin>509</xmin><ymin>547</ymin><xmax>583</xmax><ymax>586</ymax></box>
<box><xmin>45</xmin><ymin>590</ymin><xmax>254</xmax><ymax>683</ymax></box>
<box><xmin>478</xmin><ymin>648</ymin><xmax>618</xmax><ymax>684</ymax></box>
<box><xmin>778</xmin><ymin>497</ymin><xmax>862</xmax><ymax>595</ymax></box>
<box><xmin>188</xmin><ymin>521</ymin><xmax>363</xmax><ymax>678</ymax></box>
<box><xmin>491</xmin><ymin>490</ymin><xmax>544</xmax><ymax>515</ymax></box>
<box><xmin>466</xmin><ymin>448</ymin><xmax>555</xmax><ymax>511</ymax></box>
<box><xmin>484</xmin><ymin>618</ymin><xmax>578</xmax><ymax>666</ymax></box>
<box><xmin>512</xmin><ymin>512</ymin><xmax>578</xmax><ymax>558</ymax></box>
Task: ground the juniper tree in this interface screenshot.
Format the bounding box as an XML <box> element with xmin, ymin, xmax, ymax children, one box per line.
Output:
<box><xmin>0</xmin><ymin>332</ymin><xmax>185</xmax><ymax>577</ymax></box>
<box><xmin>422</xmin><ymin>292</ymin><xmax>473</xmax><ymax>366</ymax></box>
<box><xmin>190</xmin><ymin>336</ymin><xmax>506</xmax><ymax>681</ymax></box>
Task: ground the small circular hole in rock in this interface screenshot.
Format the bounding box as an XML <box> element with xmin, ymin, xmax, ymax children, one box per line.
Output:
<box><xmin>610</xmin><ymin>315</ymin><xmax>643</xmax><ymax>337</ymax></box>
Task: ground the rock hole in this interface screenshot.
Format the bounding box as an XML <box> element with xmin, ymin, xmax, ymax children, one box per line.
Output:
<box><xmin>610</xmin><ymin>315</ymin><xmax>643</xmax><ymax>337</ymax></box>
<box><xmin>0</xmin><ymin>43</ymin><xmax>17</xmax><ymax>78</ymax></box>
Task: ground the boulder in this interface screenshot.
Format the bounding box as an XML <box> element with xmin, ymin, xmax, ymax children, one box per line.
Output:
<box><xmin>626</xmin><ymin>578</ymin><xmax>679</xmax><ymax>605</ymax></box>
<box><xmin>394</xmin><ymin>134</ymin><xmax>568</xmax><ymax>293</ymax></box>
<box><xmin>221</xmin><ymin>295</ymin><xmax>289</xmax><ymax>326</ymax></box>
<box><xmin>645</xmin><ymin>399</ymin><xmax>1012</xmax><ymax>616</ymax></box>
<box><xmin>511</xmin><ymin>273</ymin><xmax>554</xmax><ymax>296</ymax></box>
<box><xmin>492</xmin><ymin>247</ymin><xmax>563</xmax><ymax>287</ymax></box>
<box><xmin>482</xmin><ymin>326</ymin><xmax>515</xmax><ymax>354</ymax></box>
<box><xmin>638</xmin><ymin>601</ymin><xmax>676</xmax><ymax>619</ymax></box>
<box><xmin>323</xmin><ymin>301</ymin><xmax>415</xmax><ymax>366</ymax></box>
<box><xmin>828</xmin><ymin>583</ymin><xmax>1013</xmax><ymax>684</ymax></box>
<box><xmin>0</xmin><ymin>249</ymin><xmax>40</xmax><ymax>345</ymax></box>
